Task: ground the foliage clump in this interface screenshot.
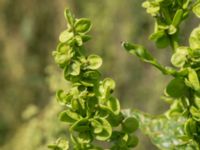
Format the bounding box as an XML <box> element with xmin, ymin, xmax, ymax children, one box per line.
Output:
<box><xmin>50</xmin><ymin>0</ymin><xmax>200</xmax><ymax>149</ymax></box>
<box><xmin>49</xmin><ymin>9</ymin><xmax>138</xmax><ymax>150</ymax></box>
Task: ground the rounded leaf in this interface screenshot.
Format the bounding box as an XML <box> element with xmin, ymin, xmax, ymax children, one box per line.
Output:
<box><xmin>122</xmin><ymin>117</ymin><xmax>139</xmax><ymax>133</ymax></box>
<box><xmin>87</xmin><ymin>55</ymin><xmax>102</xmax><ymax>70</ymax></box>
<box><xmin>171</xmin><ymin>47</ymin><xmax>189</xmax><ymax>68</ymax></box>
<box><xmin>127</xmin><ymin>135</ymin><xmax>139</xmax><ymax>148</ymax></box>
<box><xmin>75</xmin><ymin>18</ymin><xmax>92</xmax><ymax>33</ymax></box>
<box><xmin>166</xmin><ymin>78</ymin><xmax>188</xmax><ymax>98</ymax></box>
<box><xmin>193</xmin><ymin>2</ymin><xmax>200</xmax><ymax>18</ymax></box>
<box><xmin>189</xmin><ymin>26</ymin><xmax>200</xmax><ymax>50</ymax></box>
<box><xmin>59</xmin><ymin>30</ymin><xmax>73</xmax><ymax>43</ymax></box>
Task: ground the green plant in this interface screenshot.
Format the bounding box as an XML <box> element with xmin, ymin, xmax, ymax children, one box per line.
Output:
<box><xmin>49</xmin><ymin>0</ymin><xmax>200</xmax><ymax>149</ymax></box>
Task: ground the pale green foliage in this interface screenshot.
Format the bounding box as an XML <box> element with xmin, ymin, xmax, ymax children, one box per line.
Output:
<box><xmin>50</xmin><ymin>9</ymin><xmax>138</xmax><ymax>150</ymax></box>
<box><xmin>123</xmin><ymin>0</ymin><xmax>200</xmax><ymax>149</ymax></box>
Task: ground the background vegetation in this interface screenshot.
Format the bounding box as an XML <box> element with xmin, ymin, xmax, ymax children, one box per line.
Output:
<box><xmin>0</xmin><ymin>0</ymin><xmax>198</xmax><ymax>149</ymax></box>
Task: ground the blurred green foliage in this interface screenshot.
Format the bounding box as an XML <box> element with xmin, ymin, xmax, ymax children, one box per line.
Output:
<box><xmin>0</xmin><ymin>0</ymin><xmax>198</xmax><ymax>149</ymax></box>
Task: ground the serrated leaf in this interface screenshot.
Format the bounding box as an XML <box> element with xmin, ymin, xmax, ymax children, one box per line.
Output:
<box><xmin>75</xmin><ymin>18</ymin><xmax>92</xmax><ymax>33</ymax></box>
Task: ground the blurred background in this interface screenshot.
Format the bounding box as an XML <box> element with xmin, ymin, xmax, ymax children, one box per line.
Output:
<box><xmin>0</xmin><ymin>0</ymin><xmax>198</xmax><ymax>149</ymax></box>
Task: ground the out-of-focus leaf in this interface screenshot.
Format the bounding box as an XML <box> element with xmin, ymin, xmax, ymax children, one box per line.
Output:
<box><xmin>132</xmin><ymin>110</ymin><xmax>199</xmax><ymax>150</ymax></box>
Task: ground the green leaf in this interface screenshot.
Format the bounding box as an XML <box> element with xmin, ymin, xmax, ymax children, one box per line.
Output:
<box><xmin>66</xmin><ymin>61</ymin><xmax>81</xmax><ymax>76</ymax></box>
<box><xmin>87</xmin><ymin>55</ymin><xmax>102</xmax><ymax>70</ymax></box>
<box><xmin>48</xmin><ymin>138</ymin><xmax>69</xmax><ymax>150</ymax></box>
<box><xmin>122</xmin><ymin>117</ymin><xmax>138</xmax><ymax>133</ymax></box>
<box><xmin>91</xmin><ymin>119</ymin><xmax>103</xmax><ymax>134</ymax></box>
<box><xmin>127</xmin><ymin>135</ymin><xmax>139</xmax><ymax>148</ymax></box>
<box><xmin>187</xmin><ymin>68</ymin><xmax>200</xmax><ymax>91</ymax></box>
<box><xmin>64</xmin><ymin>9</ymin><xmax>75</xmax><ymax>26</ymax></box>
<box><xmin>166</xmin><ymin>78</ymin><xmax>188</xmax><ymax>98</ymax></box>
<box><xmin>189</xmin><ymin>26</ymin><xmax>200</xmax><ymax>50</ymax></box>
<box><xmin>190</xmin><ymin>106</ymin><xmax>200</xmax><ymax>121</ymax></box>
<box><xmin>142</xmin><ymin>1</ymin><xmax>160</xmax><ymax>16</ymax></box>
<box><xmin>168</xmin><ymin>25</ymin><xmax>177</xmax><ymax>35</ymax></box>
<box><xmin>123</xmin><ymin>42</ymin><xmax>154</xmax><ymax>61</ymax></box>
<box><xmin>75</xmin><ymin>18</ymin><xmax>92</xmax><ymax>33</ymax></box>
<box><xmin>95</xmin><ymin>118</ymin><xmax>112</xmax><ymax>141</ymax></box>
<box><xmin>81</xmin><ymin>35</ymin><xmax>92</xmax><ymax>42</ymax></box>
<box><xmin>71</xmin><ymin>118</ymin><xmax>90</xmax><ymax>132</ymax></box>
<box><xmin>59</xmin><ymin>110</ymin><xmax>81</xmax><ymax>123</ymax></box>
<box><xmin>56</xmin><ymin>90</ymin><xmax>72</xmax><ymax>105</ymax></box>
<box><xmin>172</xmin><ymin>9</ymin><xmax>183</xmax><ymax>27</ymax></box>
<box><xmin>184</xmin><ymin>119</ymin><xmax>197</xmax><ymax>138</ymax></box>
<box><xmin>171</xmin><ymin>47</ymin><xmax>189</xmax><ymax>68</ymax></box>
<box><xmin>59</xmin><ymin>30</ymin><xmax>73</xmax><ymax>43</ymax></box>
<box><xmin>133</xmin><ymin>110</ymin><xmax>198</xmax><ymax>150</ymax></box>
<box><xmin>99</xmin><ymin>78</ymin><xmax>116</xmax><ymax>99</ymax></box>
<box><xmin>107</xmin><ymin>97</ymin><xmax>120</xmax><ymax>115</ymax></box>
<box><xmin>75</xmin><ymin>35</ymin><xmax>83</xmax><ymax>46</ymax></box>
<box><xmin>77</xmin><ymin>131</ymin><xmax>93</xmax><ymax>144</ymax></box>
<box><xmin>193</xmin><ymin>2</ymin><xmax>200</xmax><ymax>18</ymax></box>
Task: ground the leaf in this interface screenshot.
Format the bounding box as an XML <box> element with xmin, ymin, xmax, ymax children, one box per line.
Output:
<box><xmin>189</xmin><ymin>26</ymin><xmax>200</xmax><ymax>50</ymax></box>
<box><xmin>166</xmin><ymin>78</ymin><xmax>188</xmax><ymax>98</ymax></box>
<box><xmin>56</xmin><ymin>90</ymin><xmax>72</xmax><ymax>105</ymax></box>
<box><xmin>184</xmin><ymin>119</ymin><xmax>197</xmax><ymax>138</ymax></box>
<box><xmin>59</xmin><ymin>30</ymin><xmax>73</xmax><ymax>43</ymax></box>
<box><xmin>122</xmin><ymin>117</ymin><xmax>138</xmax><ymax>133</ymax></box>
<box><xmin>59</xmin><ymin>110</ymin><xmax>81</xmax><ymax>123</ymax></box>
<box><xmin>75</xmin><ymin>18</ymin><xmax>92</xmax><ymax>33</ymax></box>
<box><xmin>107</xmin><ymin>97</ymin><xmax>120</xmax><ymax>115</ymax></box>
<box><xmin>168</xmin><ymin>25</ymin><xmax>177</xmax><ymax>35</ymax></box>
<box><xmin>48</xmin><ymin>138</ymin><xmax>69</xmax><ymax>150</ymax></box>
<box><xmin>172</xmin><ymin>9</ymin><xmax>183</xmax><ymax>27</ymax></box>
<box><xmin>71</xmin><ymin>118</ymin><xmax>90</xmax><ymax>132</ymax></box>
<box><xmin>132</xmin><ymin>110</ymin><xmax>199</xmax><ymax>150</ymax></box>
<box><xmin>66</xmin><ymin>61</ymin><xmax>81</xmax><ymax>76</ymax></box>
<box><xmin>123</xmin><ymin>42</ymin><xmax>154</xmax><ymax>61</ymax></box>
<box><xmin>95</xmin><ymin>118</ymin><xmax>112</xmax><ymax>141</ymax></box>
<box><xmin>75</xmin><ymin>35</ymin><xmax>83</xmax><ymax>46</ymax></box>
<box><xmin>188</xmin><ymin>68</ymin><xmax>200</xmax><ymax>91</ymax></box>
<box><xmin>190</xmin><ymin>106</ymin><xmax>200</xmax><ymax>121</ymax></box>
<box><xmin>193</xmin><ymin>2</ymin><xmax>200</xmax><ymax>18</ymax></box>
<box><xmin>91</xmin><ymin>119</ymin><xmax>103</xmax><ymax>134</ymax></box>
<box><xmin>99</xmin><ymin>78</ymin><xmax>116</xmax><ymax>99</ymax></box>
<box><xmin>171</xmin><ymin>47</ymin><xmax>189</xmax><ymax>68</ymax></box>
<box><xmin>127</xmin><ymin>135</ymin><xmax>139</xmax><ymax>148</ymax></box>
<box><xmin>64</xmin><ymin>9</ymin><xmax>75</xmax><ymax>26</ymax></box>
<box><xmin>87</xmin><ymin>55</ymin><xmax>102</xmax><ymax>70</ymax></box>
